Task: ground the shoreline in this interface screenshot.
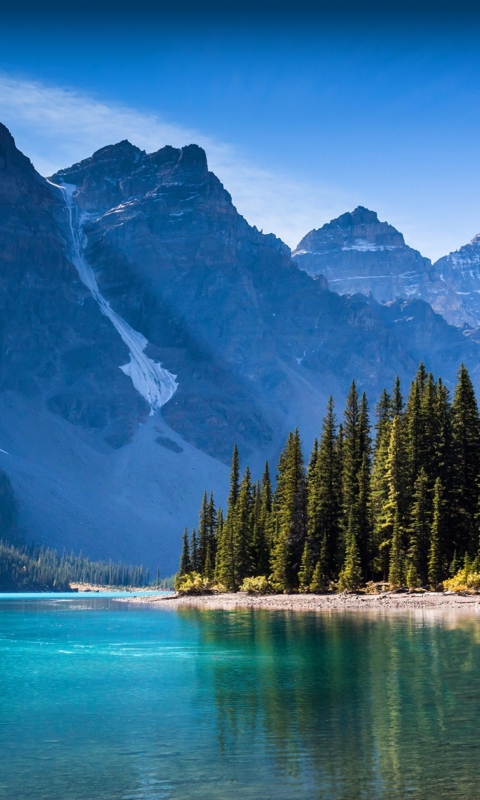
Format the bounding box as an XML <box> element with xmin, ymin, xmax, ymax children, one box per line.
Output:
<box><xmin>119</xmin><ymin>590</ymin><xmax>480</xmax><ymax>614</ymax></box>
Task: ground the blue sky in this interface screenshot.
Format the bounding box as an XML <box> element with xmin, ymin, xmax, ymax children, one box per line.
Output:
<box><xmin>1</xmin><ymin>4</ymin><xmax>480</xmax><ymax>260</ymax></box>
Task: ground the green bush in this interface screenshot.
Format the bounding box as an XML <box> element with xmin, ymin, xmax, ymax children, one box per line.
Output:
<box><xmin>444</xmin><ymin>567</ymin><xmax>480</xmax><ymax>593</ymax></box>
<box><xmin>239</xmin><ymin>575</ymin><xmax>277</xmax><ymax>594</ymax></box>
<box><xmin>174</xmin><ymin>572</ymin><xmax>224</xmax><ymax>594</ymax></box>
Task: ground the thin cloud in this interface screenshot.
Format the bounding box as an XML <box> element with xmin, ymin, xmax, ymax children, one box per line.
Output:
<box><xmin>0</xmin><ymin>73</ymin><xmax>352</xmax><ymax>248</ymax></box>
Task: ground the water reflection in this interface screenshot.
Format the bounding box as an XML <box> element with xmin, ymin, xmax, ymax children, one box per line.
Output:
<box><xmin>180</xmin><ymin>609</ymin><xmax>480</xmax><ymax>799</ymax></box>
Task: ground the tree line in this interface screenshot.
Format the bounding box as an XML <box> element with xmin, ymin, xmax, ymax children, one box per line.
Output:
<box><xmin>0</xmin><ymin>540</ymin><xmax>165</xmax><ymax>592</ymax></box>
<box><xmin>177</xmin><ymin>363</ymin><xmax>480</xmax><ymax>592</ymax></box>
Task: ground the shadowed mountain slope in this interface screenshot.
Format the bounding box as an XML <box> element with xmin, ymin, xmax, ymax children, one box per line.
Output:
<box><xmin>1</xmin><ymin>123</ymin><xmax>480</xmax><ymax>569</ymax></box>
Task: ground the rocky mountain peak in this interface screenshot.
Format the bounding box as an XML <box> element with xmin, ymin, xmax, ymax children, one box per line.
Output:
<box><xmin>0</xmin><ymin>122</ymin><xmax>36</xmax><ymax>179</ymax></box>
<box><xmin>292</xmin><ymin>207</ymin><xmax>431</xmax><ymax>305</ymax></box>
<box><xmin>51</xmin><ymin>142</ymin><xmax>212</xmax><ymax>214</ymax></box>
<box><xmin>329</xmin><ymin>206</ymin><xmax>380</xmax><ymax>229</ymax></box>
<box><xmin>295</xmin><ymin>207</ymin><xmax>406</xmax><ymax>256</ymax></box>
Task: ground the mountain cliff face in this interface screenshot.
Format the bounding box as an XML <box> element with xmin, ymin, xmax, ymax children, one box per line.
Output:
<box><xmin>0</xmin><ymin>124</ymin><xmax>148</xmax><ymax>448</ymax></box>
<box><xmin>293</xmin><ymin>207</ymin><xmax>478</xmax><ymax>328</ymax></box>
<box><xmin>51</xmin><ymin>152</ymin><xmax>480</xmax><ymax>460</ymax></box>
<box><xmin>2</xmin><ymin>122</ymin><xmax>480</xmax><ymax>570</ymax></box>
<box><xmin>432</xmin><ymin>236</ymin><xmax>480</xmax><ymax>327</ymax></box>
<box><xmin>293</xmin><ymin>206</ymin><xmax>441</xmax><ymax>300</ymax></box>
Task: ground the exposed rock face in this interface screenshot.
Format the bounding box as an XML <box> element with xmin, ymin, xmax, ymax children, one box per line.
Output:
<box><xmin>0</xmin><ymin>123</ymin><xmax>148</xmax><ymax>448</ymax></box>
<box><xmin>293</xmin><ymin>207</ymin><xmax>478</xmax><ymax>328</ymax></box>
<box><xmin>432</xmin><ymin>236</ymin><xmax>480</xmax><ymax>327</ymax></box>
<box><xmin>52</xmin><ymin>150</ymin><xmax>480</xmax><ymax>463</ymax></box>
<box><xmin>2</xmin><ymin>123</ymin><xmax>480</xmax><ymax>570</ymax></box>
<box><xmin>293</xmin><ymin>206</ymin><xmax>439</xmax><ymax>302</ymax></box>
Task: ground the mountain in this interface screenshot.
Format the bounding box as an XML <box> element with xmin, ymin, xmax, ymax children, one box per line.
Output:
<box><xmin>2</xmin><ymin>122</ymin><xmax>480</xmax><ymax>571</ymax></box>
<box><xmin>292</xmin><ymin>207</ymin><xmax>478</xmax><ymax>327</ymax></box>
<box><xmin>432</xmin><ymin>236</ymin><xmax>480</xmax><ymax>327</ymax></box>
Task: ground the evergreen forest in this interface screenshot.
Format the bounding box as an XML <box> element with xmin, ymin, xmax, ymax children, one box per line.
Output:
<box><xmin>177</xmin><ymin>363</ymin><xmax>480</xmax><ymax>593</ymax></box>
<box><xmin>0</xmin><ymin>466</ymin><xmax>167</xmax><ymax>591</ymax></box>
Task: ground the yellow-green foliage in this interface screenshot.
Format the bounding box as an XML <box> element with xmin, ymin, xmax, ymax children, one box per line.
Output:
<box><xmin>444</xmin><ymin>567</ymin><xmax>480</xmax><ymax>593</ymax></box>
<box><xmin>174</xmin><ymin>571</ymin><xmax>224</xmax><ymax>594</ymax></box>
<box><xmin>239</xmin><ymin>575</ymin><xmax>278</xmax><ymax>594</ymax></box>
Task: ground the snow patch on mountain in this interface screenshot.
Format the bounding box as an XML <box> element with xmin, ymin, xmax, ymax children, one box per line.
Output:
<box><xmin>48</xmin><ymin>180</ymin><xmax>178</xmax><ymax>413</ymax></box>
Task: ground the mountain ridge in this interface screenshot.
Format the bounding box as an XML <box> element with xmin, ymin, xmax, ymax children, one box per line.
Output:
<box><xmin>2</xmin><ymin>121</ymin><xmax>480</xmax><ymax>571</ymax></box>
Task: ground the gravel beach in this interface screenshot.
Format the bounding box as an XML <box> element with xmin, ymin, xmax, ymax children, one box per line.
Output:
<box><xmin>119</xmin><ymin>591</ymin><xmax>480</xmax><ymax>615</ymax></box>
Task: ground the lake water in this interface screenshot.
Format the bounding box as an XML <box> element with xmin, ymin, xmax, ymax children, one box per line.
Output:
<box><xmin>1</xmin><ymin>597</ymin><xmax>480</xmax><ymax>800</ymax></box>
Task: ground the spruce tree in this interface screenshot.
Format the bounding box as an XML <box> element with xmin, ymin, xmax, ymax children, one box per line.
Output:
<box><xmin>215</xmin><ymin>445</ymin><xmax>241</xmax><ymax>590</ymax></box>
<box><xmin>357</xmin><ymin>395</ymin><xmax>372</xmax><ymax>580</ymax></box>
<box><xmin>309</xmin><ymin>533</ymin><xmax>329</xmax><ymax>592</ymax></box>
<box><xmin>234</xmin><ymin>466</ymin><xmax>254</xmax><ymax>586</ymax></box>
<box><xmin>376</xmin><ymin>416</ymin><xmax>406</xmax><ymax>581</ymax></box>
<box><xmin>388</xmin><ymin>505</ymin><xmax>404</xmax><ymax>588</ymax></box>
<box><xmin>197</xmin><ymin>491</ymin><xmax>209</xmax><ymax>574</ymax></box>
<box><xmin>252</xmin><ymin>481</ymin><xmax>270</xmax><ymax>577</ymax></box>
<box><xmin>179</xmin><ymin>527</ymin><xmax>191</xmax><ymax>576</ymax></box>
<box><xmin>338</xmin><ymin>511</ymin><xmax>362</xmax><ymax>591</ymax></box>
<box><xmin>371</xmin><ymin>389</ymin><xmax>393</xmax><ymax>576</ymax></box>
<box><xmin>407</xmin><ymin>468</ymin><xmax>430</xmax><ymax>587</ymax></box>
<box><xmin>271</xmin><ymin>429</ymin><xmax>307</xmax><ymax>590</ymax></box>
<box><xmin>307</xmin><ymin>397</ymin><xmax>342</xmax><ymax>580</ymax></box>
<box><xmin>428</xmin><ymin>477</ymin><xmax>446</xmax><ymax>588</ymax></box>
<box><xmin>190</xmin><ymin>528</ymin><xmax>199</xmax><ymax>572</ymax></box>
<box><xmin>451</xmin><ymin>364</ymin><xmax>480</xmax><ymax>556</ymax></box>
<box><xmin>298</xmin><ymin>537</ymin><xmax>315</xmax><ymax>591</ymax></box>
<box><xmin>342</xmin><ymin>382</ymin><xmax>361</xmax><ymax>518</ymax></box>
<box><xmin>207</xmin><ymin>492</ymin><xmax>218</xmax><ymax>565</ymax></box>
<box><xmin>392</xmin><ymin>376</ymin><xmax>404</xmax><ymax>417</ymax></box>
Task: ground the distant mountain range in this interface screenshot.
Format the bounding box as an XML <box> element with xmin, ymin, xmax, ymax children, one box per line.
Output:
<box><xmin>293</xmin><ymin>206</ymin><xmax>480</xmax><ymax>328</ymax></box>
<box><xmin>1</xmin><ymin>121</ymin><xmax>480</xmax><ymax>571</ymax></box>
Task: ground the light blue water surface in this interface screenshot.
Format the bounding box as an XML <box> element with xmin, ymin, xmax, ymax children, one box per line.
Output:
<box><xmin>1</xmin><ymin>597</ymin><xmax>480</xmax><ymax>800</ymax></box>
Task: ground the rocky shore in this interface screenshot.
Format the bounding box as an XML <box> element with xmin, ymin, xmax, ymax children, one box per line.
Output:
<box><xmin>120</xmin><ymin>590</ymin><xmax>480</xmax><ymax>615</ymax></box>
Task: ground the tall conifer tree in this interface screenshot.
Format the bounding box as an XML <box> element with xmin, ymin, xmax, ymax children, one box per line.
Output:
<box><xmin>428</xmin><ymin>477</ymin><xmax>446</xmax><ymax>588</ymax></box>
<box><xmin>179</xmin><ymin>528</ymin><xmax>191</xmax><ymax>576</ymax></box>
<box><xmin>451</xmin><ymin>364</ymin><xmax>480</xmax><ymax>556</ymax></box>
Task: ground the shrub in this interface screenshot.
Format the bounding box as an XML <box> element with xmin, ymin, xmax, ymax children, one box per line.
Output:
<box><xmin>239</xmin><ymin>575</ymin><xmax>277</xmax><ymax>594</ymax></box>
<box><xmin>174</xmin><ymin>572</ymin><xmax>225</xmax><ymax>595</ymax></box>
<box><xmin>444</xmin><ymin>567</ymin><xmax>480</xmax><ymax>593</ymax></box>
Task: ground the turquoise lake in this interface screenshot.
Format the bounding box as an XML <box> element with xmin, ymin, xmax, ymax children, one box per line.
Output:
<box><xmin>1</xmin><ymin>598</ymin><xmax>480</xmax><ymax>800</ymax></box>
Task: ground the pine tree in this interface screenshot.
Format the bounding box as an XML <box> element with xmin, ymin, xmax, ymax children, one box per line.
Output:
<box><xmin>407</xmin><ymin>468</ymin><xmax>430</xmax><ymax>587</ymax></box>
<box><xmin>307</xmin><ymin>397</ymin><xmax>342</xmax><ymax>580</ymax></box>
<box><xmin>197</xmin><ymin>491</ymin><xmax>209</xmax><ymax>574</ymax></box>
<box><xmin>357</xmin><ymin>395</ymin><xmax>372</xmax><ymax>580</ymax></box>
<box><xmin>342</xmin><ymin>382</ymin><xmax>362</xmax><ymax>519</ymax></box>
<box><xmin>179</xmin><ymin>527</ymin><xmax>191</xmax><ymax>576</ymax></box>
<box><xmin>190</xmin><ymin>528</ymin><xmax>199</xmax><ymax>573</ymax></box>
<box><xmin>252</xmin><ymin>481</ymin><xmax>270</xmax><ymax>576</ymax></box>
<box><xmin>271</xmin><ymin>429</ymin><xmax>307</xmax><ymax>590</ymax></box>
<box><xmin>233</xmin><ymin>466</ymin><xmax>254</xmax><ymax>586</ymax></box>
<box><xmin>338</xmin><ymin>511</ymin><xmax>362</xmax><ymax>591</ymax></box>
<box><xmin>228</xmin><ymin>444</ymin><xmax>240</xmax><ymax>510</ymax></box>
<box><xmin>298</xmin><ymin>537</ymin><xmax>315</xmax><ymax>591</ymax></box>
<box><xmin>215</xmin><ymin>445</ymin><xmax>241</xmax><ymax>590</ymax></box>
<box><xmin>451</xmin><ymin>364</ymin><xmax>480</xmax><ymax>557</ymax></box>
<box><xmin>204</xmin><ymin>541</ymin><xmax>214</xmax><ymax>581</ymax></box>
<box><xmin>392</xmin><ymin>375</ymin><xmax>404</xmax><ymax>417</ymax></box>
<box><xmin>309</xmin><ymin>533</ymin><xmax>329</xmax><ymax>592</ymax></box>
<box><xmin>371</xmin><ymin>388</ymin><xmax>393</xmax><ymax>575</ymax></box>
<box><xmin>207</xmin><ymin>492</ymin><xmax>218</xmax><ymax>566</ymax></box>
<box><xmin>388</xmin><ymin>505</ymin><xmax>404</xmax><ymax>588</ymax></box>
<box><xmin>428</xmin><ymin>477</ymin><xmax>446</xmax><ymax>588</ymax></box>
<box><xmin>376</xmin><ymin>415</ymin><xmax>406</xmax><ymax>581</ymax></box>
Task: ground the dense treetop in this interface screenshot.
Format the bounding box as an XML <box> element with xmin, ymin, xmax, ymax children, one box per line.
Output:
<box><xmin>177</xmin><ymin>364</ymin><xmax>480</xmax><ymax>592</ymax></box>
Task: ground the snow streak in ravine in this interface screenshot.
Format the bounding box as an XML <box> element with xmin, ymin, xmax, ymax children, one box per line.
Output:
<box><xmin>49</xmin><ymin>180</ymin><xmax>178</xmax><ymax>412</ymax></box>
